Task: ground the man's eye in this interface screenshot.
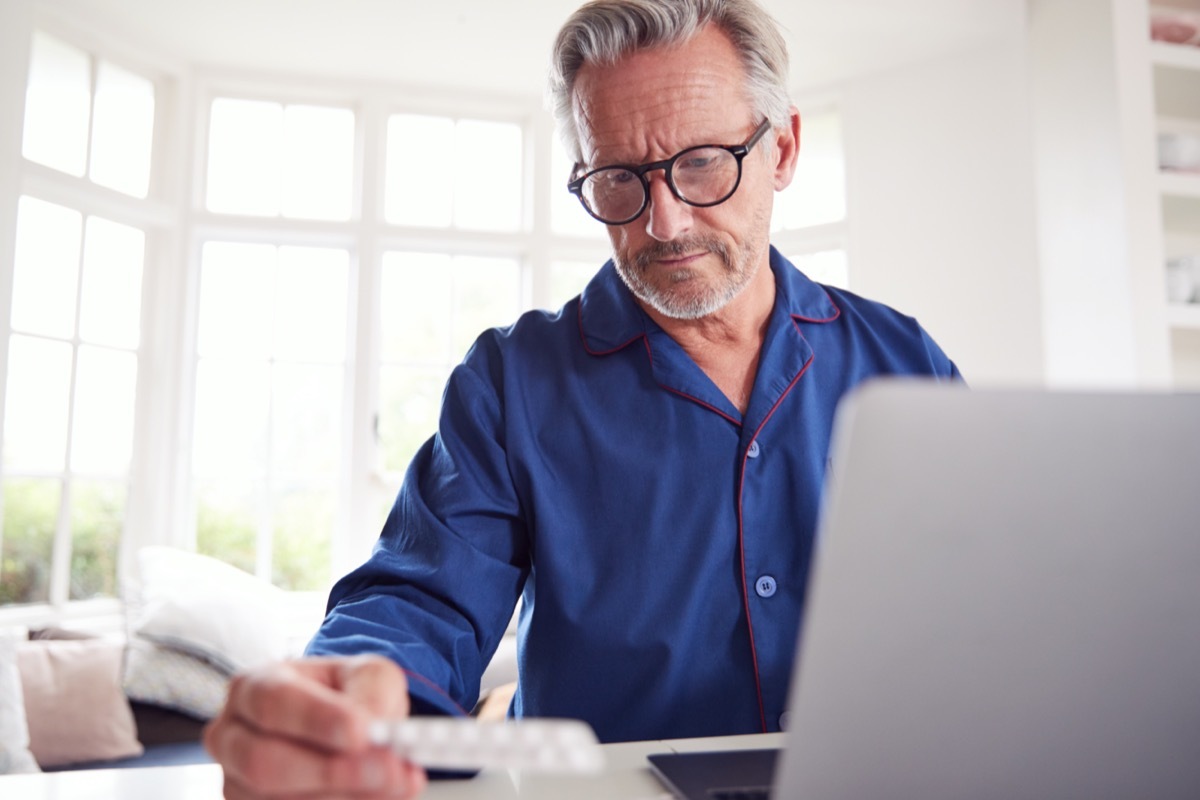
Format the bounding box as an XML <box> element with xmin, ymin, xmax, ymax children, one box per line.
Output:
<box><xmin>677</xmin><ymin>154</ymin><xmax>719</xmax><ymax>172</ymax></box>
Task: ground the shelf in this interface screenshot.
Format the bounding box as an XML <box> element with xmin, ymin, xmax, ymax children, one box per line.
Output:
<box><xmin>1159</xmin><ymin>170</ymin><xmax>1200</xmax><ymax>198</ymax></box>
<box><xmin>1167</xmin><ymin>303</ymin><xmax>1200</xmax><ymax>329</ymax></box>
<box><xmin>1151</xmin><ymin>40</ymin><xmax>1200</xmax><ymax>71</ymax></box>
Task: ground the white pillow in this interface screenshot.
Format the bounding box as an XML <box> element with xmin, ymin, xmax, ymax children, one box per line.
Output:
<box><xmin>0</xmin><ymin>636</ymin><xmax>40</xmax><ymax>774</ymax></box>
<box><xmin>123</xmin><ymin>637</ymin><xmax>230</xmax><ymax>720</ymax></box>
<box><xmin>132</xmin><ymin>546</ymin><xmax>291</xmax><ymax>674</ymax></box>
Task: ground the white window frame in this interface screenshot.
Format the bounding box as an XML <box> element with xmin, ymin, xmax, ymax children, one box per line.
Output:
<box><xmin>0</xmin><ymin>12</ymin><xmax>846</xmax><ymax>629</ymax></box>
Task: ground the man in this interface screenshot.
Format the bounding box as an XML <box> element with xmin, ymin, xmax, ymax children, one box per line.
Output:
<box><xmin>204</xmin><ymin>0</ymin><xmax>961</xmax><ymax>796</ymax></box>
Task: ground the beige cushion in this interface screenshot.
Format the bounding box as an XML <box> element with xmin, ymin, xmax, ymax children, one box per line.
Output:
<box><xmin>16</xmin><ymin>638</ymin><xmax>143</xmax><ymax>768</ymax></box>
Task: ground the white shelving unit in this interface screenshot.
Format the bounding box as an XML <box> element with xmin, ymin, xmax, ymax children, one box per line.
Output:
<box><xmin>1150</xmin><ymin>2</ymin><xmax>1200</xmax><ymax>382</ymax></box>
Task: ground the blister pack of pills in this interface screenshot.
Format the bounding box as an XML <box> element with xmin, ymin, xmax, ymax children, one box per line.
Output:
<box><xmin>368</xmin><ymin>717</ymin><xmax>605</xmax><ymax>774</ymax></box>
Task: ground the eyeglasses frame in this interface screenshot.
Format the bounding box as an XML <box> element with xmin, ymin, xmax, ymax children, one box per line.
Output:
<box><xmin>567</xmin><ymin>118</ymin><xmax>774</xmax><ymax>226</ymax></box>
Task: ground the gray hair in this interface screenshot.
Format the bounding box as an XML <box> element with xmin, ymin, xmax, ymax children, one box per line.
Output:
<box><xmin>547</xmin><ymin>0</ymin><xmax>792</xmax><ymax>162</ymax></box>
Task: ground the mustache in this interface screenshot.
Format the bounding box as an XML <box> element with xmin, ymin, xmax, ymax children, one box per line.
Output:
<box><xmin>633</xmin><ymin>237</ymin><xmax>730</xmax><ymax>271</ymax></box>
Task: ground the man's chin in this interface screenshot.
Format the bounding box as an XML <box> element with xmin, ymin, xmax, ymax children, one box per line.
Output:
<box><xmin>641</xmin><ymin>285</ymin><xmax>731</xmax><ymax>320</ymax></box>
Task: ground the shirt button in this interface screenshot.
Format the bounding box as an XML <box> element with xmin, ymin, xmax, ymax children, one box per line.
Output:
<box><xmin>755</xmin><ymin>575</ymin><xmax>777</xmax><ymax>598</ymax></box>
<box><xmin>779</xmin><ymin>712</ymin><xmax>791</xmax><ymax>731</ymax></box>
<box><xmin>747</xmin><ymin>440</ymin><xmax>760</xmax><ymax>458</ymax></box>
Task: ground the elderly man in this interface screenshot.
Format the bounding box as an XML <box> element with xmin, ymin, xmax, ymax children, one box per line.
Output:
<box><xmin>204</xmin><ymin>0</ymin><xmax>960</xmax><ymax>796</ymax></box>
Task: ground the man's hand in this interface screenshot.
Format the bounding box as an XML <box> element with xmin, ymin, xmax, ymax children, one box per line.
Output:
<box><xmin>204</xmin><ymin>655</ymin><xmax>428</xmax><ymax>799</ymax></box>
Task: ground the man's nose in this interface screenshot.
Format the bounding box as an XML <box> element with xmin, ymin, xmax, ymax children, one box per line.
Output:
<box><xmin>644</xmin><ymin>173</ymin><xmax>693</xmax><ymax>242</ymax></box>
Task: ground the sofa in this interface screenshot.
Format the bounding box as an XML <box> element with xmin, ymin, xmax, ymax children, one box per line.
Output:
<box><xmin>0</xmin><ymin>546</ymin><xmax>518</xmax><ymax>775</ymax></box>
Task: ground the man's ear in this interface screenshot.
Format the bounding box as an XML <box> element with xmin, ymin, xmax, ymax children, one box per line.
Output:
<box><xmin>773</xmin><ymin>107</ymin><xmax>801</xmax><ymax>192</ymax></box>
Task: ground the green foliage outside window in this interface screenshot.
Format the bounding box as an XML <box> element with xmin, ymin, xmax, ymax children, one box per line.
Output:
<box><xmin>0</xmin><ymin>479</ymin><xmax>57</xmax><ymax>605</ymax></box>
<box><xmin>196</xmin><ymin>499</ymin><xmax>257</xmax><ymax>577</ymax></box>
<box><xmin>196</xmin><ymin>491</ymin><xmax>331</xmax><ymax>592</ymax></box>
<box><xmin>1</xmin><ymin>479</ymin><xmax>124</xmax><ymax>606</ymax></box>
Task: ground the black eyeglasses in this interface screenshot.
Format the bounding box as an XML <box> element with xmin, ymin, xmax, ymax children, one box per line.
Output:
<box><xmin>567</xmin><ymin>119</ymin><xmax>772</xmax><ymax>226</ymax></box>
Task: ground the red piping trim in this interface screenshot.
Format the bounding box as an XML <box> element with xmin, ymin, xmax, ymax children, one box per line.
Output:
<box><xmin>660</xmin><ymin>385</ymin><xmax>741</xmax><ymax>425</ymax></box>
<box><xmin>735</xmin><ymin>352</ymin><xmax>816</xmax><ymax>733</ymax></box>
<box><xmin>400</xmin><ymin>668</ymin><xmax>470</xmax><ymax>717</ymax></box>
<box><xmin>792</xmin><ymin>287</ymin><xmax>842</xmax><ymax>324</ymax></box>
<box><xmin>577</xmin><ymin>301</ymin><xmax>645</xmax><ymax>356</ymax></box>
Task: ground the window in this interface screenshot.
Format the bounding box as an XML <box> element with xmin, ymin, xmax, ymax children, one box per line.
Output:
<box><xmin>22</xmin><ymin>32</ymin><xmax>155</xmax><ymax>197</ymax></box>
<box><xmin>772</xmin><ymin>105</ymin><xmax>849</xmax><ymax>289</ymax></box>
<box><xmin>191</xmin><ymin>242</ymin><xmax>348</xmax><ymax>589</ymax></box>
<box><xmin>2</xmin><ymin>30</ymin><xmax>157</xmax><ymax>615</ymax></box>
<box><xmin>385</xmin><ymin>114</ymin><xmax>523</xmax><ymax>231</ymax></box>
<box><xmin>2</xmin><ymin>198</ymin><xmax>146</xmax><ymax>606</ymax></box>
<box><xmin>377</xmin><ymin>252</ymin><xmax>521</xmax><ymax>474</ymax></box>
<box><xmin>2</xmin><ymin>22</ymin><xmax>847</xmax><ymax>618</ymax></box>
<box><xmin>206</xmin><ymin>99</ymin><xmax>354</xmax><ymax>219</ymax></box>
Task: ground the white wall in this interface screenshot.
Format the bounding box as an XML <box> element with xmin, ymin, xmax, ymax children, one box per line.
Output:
<box><xmin>1028</xmin><ymin>0</ymin><xmax>1169</xmax><ymax>388</ymax></box>
<box><xmin>841</xmin><ymin>32</ymin><xmax>1045</xmax><ymax>386</ymax></box>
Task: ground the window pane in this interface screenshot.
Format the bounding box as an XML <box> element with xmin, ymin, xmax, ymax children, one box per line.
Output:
<box><xmin>3</xmin><ymin>335</ymin><xmax>72</xmax><ymax>471</ymax></box>
<box><xmin>271</xmin><ymin>489</ymin><xmax>332</xmax><ymax>591</ymax></box>
<box><xmin>71</xmin><ymin>346</ymin><xmax>138</xmax><ymax>475</ymax></box>
<box><xmin>192</xmin><ymin>360</ymin><xmax>270</xmax><ymax>479</ymax></box>
<box><xmin>271</xmin><ymin>363</ymin><xmax>342</xmax><ymax>480</ymax></box>
<box><xmin>0</xmin><ymin>478</ymin><xmax>60</xmax><ymax>606</ymax></box>
<box><xmin>22</xmin><ymin>33</ymin><xmax>90</xmax><ymax>176</ymax></box>
<box><xmin>195</xmin><ymin>481</ymin><xmax>259</xmax><ymax>576</ymax></box>
<box><xmin>386</xmin><ymin>115</ymin><xmax>454</xmax><ymax>227</ymax></box>
<box><xmin>549</xmin><ymin>260</ymin><xmax>597</xmax><ymax>310</ymax></box>
<box><xmin>380</xmin><ymin>252</ymin><xmax>453</xmax><ymax>362</ymax></box>
<box><xmin>773</xmin><ymin>108</ymin><xmax>845</xmax><ymax>230</ymax></box>
<box><xmin>90</xmin><ymin>61</ymin><xmax>155</xmax><ymax>197</ymax></box>
<box><xmin>198</xmin><ymin>242</ymin><xmax>275</xmax><ymax>359</ymax></box>
<box><xmin>791</xmin><ymin>249</ymin><xmax>849</xmax><ymax>290</ymax></box>
<box><xmin>451</xmin><ymin>256</ymin><xmax>521</xmax><ymax>357</ymax></box>
<box><xmin>281</xmin><ymin>105</ymin><xmax>354</xmax><ymax>220</ymax></box>
<box><xmin>79</xmin><ymin>216</ymin><xmax>145</xmax><ymax>349</ymax></box>
<box><xmin>378</xmin><ymin>365</ymin><xmax>448</xmax><ymax>473</ymax></box>
<box><xmin>454</xmin><ymin>119</ymin><xmax>522</xmax><ymax>232</ymax></box>
<box><xmin>274</xmin><ymin>246</ymin><xmax>348</xmax><ymax>363</ymax></box>
<box><xmin>206</xmin><ymin>98</ymin><xmax>283</xmax><ymax>216</ymax></box>
<box><xmin>68</xmin><ymin>479</ymin><xmax>124</xmax><ymax>600</ymax></box>
<box><xmin>12</xmin><ymin>197</ymin><xmax>82</xmax><ymax>339</ymax></box>
<box><xmin>551</xmin><ymin>138</ymin><xmax>601</xmax><ymax>237</ymax></box>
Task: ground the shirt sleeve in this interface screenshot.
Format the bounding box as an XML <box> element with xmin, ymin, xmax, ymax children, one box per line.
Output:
<box><xmin>306</xmin><ymin>349</ymin><xmax>529</xmax><ymax>717</ymax></box>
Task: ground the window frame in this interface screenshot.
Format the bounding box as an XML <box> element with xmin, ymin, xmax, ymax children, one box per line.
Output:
<box><xmin>0</xmin><ymin>16</ymin><xmax>846</xmax><ymax>626</ymax></box>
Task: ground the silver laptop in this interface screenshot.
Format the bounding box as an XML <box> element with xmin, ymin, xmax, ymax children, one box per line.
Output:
<box><xmin>650</xmin><ymin>379</ymin><xmax>1200</xmax><ymax>799</ymax></box>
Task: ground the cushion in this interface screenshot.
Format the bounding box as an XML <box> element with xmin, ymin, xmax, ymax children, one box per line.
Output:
<box><xmin>123</xmin><ymin>636</ymin><xmax>229</xmax><ymax>720</ymax></box>
<box><xmin>15</xmin><ymin>638</ymin><xmax>143</xmax><ymax>768</ymax></box>
<box><xmin>0</xmin><ymin>635</ymin><xmax>40</xmax><ymax>774</ymax></box>
<box><xmin>131</xmin><ymin>546</ymin><xmax>292</xmax><ymax>673</ymax></box>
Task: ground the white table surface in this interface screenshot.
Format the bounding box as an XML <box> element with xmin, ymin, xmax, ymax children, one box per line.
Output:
<box><xmin>0</xmin><ymin>732</ymin><xmax>785</xmax><ymax>800</ymax></box>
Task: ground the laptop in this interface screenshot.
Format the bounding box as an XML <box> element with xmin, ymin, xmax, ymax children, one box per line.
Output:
<box><xmin>649</xmin><ymin>379</ymin><xmax>1200</xmax><ymax>799</ymax></box>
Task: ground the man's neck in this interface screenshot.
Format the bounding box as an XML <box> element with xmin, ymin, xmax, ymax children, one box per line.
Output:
<box><xmin>641</xmin><ymin>261</ymin><xmax>777</xmax><ymax>413</ymax></box>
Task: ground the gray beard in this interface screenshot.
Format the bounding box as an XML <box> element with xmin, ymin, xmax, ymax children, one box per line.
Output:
<box><xmin>614</xmin><ymin>235</ymin><xmax>754</xmax><ymax>320</ymax></box>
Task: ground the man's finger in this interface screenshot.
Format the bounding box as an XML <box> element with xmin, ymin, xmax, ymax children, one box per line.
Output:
<box><xmin>209</xmin><ymin>714</ymin><xmax>422</xmax><ymax>796</ymax></box>
<box><xmin>223</xmin><ymin>657</ymin><xmax>402</xmax><ymax>752</ymax></box>
<box><xmin>335</xmin><ymin>654</ymin><xmax>412</xmax><ymax>720</ymax></box>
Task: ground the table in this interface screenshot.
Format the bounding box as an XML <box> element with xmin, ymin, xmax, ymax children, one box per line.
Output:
<box><xmin>0</xmin><ymin>732</ymin><xmax>785</xmax><ymax>799</ymax></box>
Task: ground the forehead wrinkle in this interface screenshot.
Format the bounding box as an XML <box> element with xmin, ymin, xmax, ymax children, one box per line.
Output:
<box><xmin>572</xmin><ymin>26</ymin><xmax>752</xmax><ymax>168</ymax></box>
<box><xmin>575</xmin><ymin>81</ymin><xmax>747</xmax><ymax>167</ymax></box>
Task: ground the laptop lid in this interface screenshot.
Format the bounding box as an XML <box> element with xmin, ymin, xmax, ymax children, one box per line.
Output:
<box><xmin>772</xmin><ymin>380</ymin><xmax>1200</xmax><ymax>799</ymax></box>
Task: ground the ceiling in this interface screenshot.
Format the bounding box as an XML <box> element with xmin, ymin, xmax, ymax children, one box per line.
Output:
<box><xmin>39</xmin><ymin>0</ymin><xmax>1023</xmax><ymax>100</ymax></box>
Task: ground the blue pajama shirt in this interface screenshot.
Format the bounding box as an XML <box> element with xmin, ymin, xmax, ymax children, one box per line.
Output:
<box><xmin>307</xmin><ymin>247</ymin><xmax>961</xmax><ymax>743</ymax></box>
